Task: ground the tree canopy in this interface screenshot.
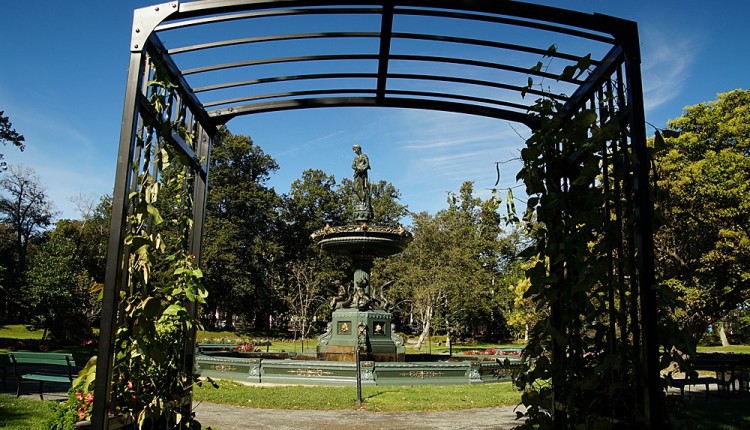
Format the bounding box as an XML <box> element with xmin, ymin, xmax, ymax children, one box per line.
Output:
<box><xmin>0</xmin><ymin>164</ymin><xmax>56</xmax><ymax>320</ymax></box>
<box><xmin>374</xmin><ymin>182</ymin><xmax>521</xmax><ymax>346</ymax></box>
<box><xmin>0</xmin><ymin>111</ymin><xmax>25</xmax><ymax>170</ymax></box>
<box><xmin>201</xmin><ymin>127</ymin><xmax>284</xmax><ymax>329</ymax></box>
<box><xmin>653</xmin><ymin>89</ymin><xmax>750</xmax><ymax>337</ymax></box>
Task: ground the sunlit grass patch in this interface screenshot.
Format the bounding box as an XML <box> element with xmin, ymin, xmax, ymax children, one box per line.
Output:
<box><xmin>194</xmin><ymin>380</ymin><xmax>520</xmax><ymax>411</ymax></box>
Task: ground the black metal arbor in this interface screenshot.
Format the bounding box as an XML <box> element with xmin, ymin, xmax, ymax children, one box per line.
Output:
<box><xmin>94</xmin><ymin>0</ymin><xmax>660</xmax><ymax>428</ymax></box>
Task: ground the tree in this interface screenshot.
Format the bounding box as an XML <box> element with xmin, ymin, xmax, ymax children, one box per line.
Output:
<box><xmin>374</xmin><ymin>182</ymin><xmax>514</xmax><ymax>348</ymax></box>
<box><xmin>0</xmin><ymin>164</ymin><xmax>56</xmax><ymax>319</ymax></box>
<box><xmin>279</xmin><ymin>169</ymin><xmax>350</xmax><ymax>339</ymax></box>
<box><xmin>339</xmin><ymin>178</ymin><xmax>409</xmax><ymax>227</ymax></box>
<box><xmin>507</xmin><ymin>258</ymin><xmax>546</xmax><ymax>342</ymax></box>
<box><xmin>201</xmin><ymin>128</ymin><xmax>284</xmax><ymax>329</ymax></box>
<box><xmin>23</xmin><ymin>224</ymin><xmax>95</xmax><ymax>343</ymax></box>
<box><xmin>69</xmin><ymin>195</ymin><xmax>112</xmax><ymax>283</ymax></box>
<box><xmin>653</xmin><ymin>89</ymin><xmax>750</xmax><ymax>338</ymax></box>
<box><xmin>0</xmin><ymin>111</ymin><xmax>25</xmax><ymax>170</ymax></box>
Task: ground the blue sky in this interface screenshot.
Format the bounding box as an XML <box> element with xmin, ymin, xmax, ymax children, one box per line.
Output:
<box><xmin>2</xmin><ymin>1</ymin><xmax>748</xmax><ymax>221</ymax></box>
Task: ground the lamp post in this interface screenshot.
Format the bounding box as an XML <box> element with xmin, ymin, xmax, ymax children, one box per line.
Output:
<box><xmin>355</xmin><ymin>322</ymin><xmax>367</xmax><ymax>407</ymax></box>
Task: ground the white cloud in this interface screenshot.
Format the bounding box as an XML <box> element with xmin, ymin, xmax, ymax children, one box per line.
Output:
<box><xmin>640</xmin><ymin>28</ymin><xmax>699</xmax><ymax>112</ymax></box>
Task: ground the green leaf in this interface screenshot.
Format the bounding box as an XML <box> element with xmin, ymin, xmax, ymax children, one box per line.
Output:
<box><xmin>163</xmin><ymin>304</ymin><xmax>184</xmax><ymax>315</ymax></box>
<box><xmin>575</xmin><ymin>54</ymin><xmax>592</xmax><ymax>78</ymax></box>
<box><xmin>653</xmin><ymin>130</ymin><xmax>667</xmax><ymax>152</ymax></box>
<box><xmin>577</xmin><ymin>109</ymin><xmax>597</xmax><ymax>126</ymax></box>
<box><xmin>661</xmin><ymin>129</ymin><xmax>680</xmax><ymax>138</ymax></box>
<box><xmin>142</xmin><ymin>296</ymin><xmax>161</xmax><ymax>318</ymax></box>
<box><xmin>560</xmin><ymin>65</ymin><xmax>577</xmax><ymax>81</ymax></box>
<box><xmin>571</xmin><ymin>175</ymin><xmax>590</xmax><ymax>186</ymax></box>
<box><xmin>146</xmin><ymin>204</ymin><xmax>164</xmax><ymax>225</ymax></box>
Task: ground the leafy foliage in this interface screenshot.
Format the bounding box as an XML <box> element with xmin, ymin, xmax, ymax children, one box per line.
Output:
<box><xmin>653</xmin><ymin>89</ymin><xmax>750</xmax><ymax>337</ymax></box>
<box><xmin>279</xmin><ymin>169</ymin><xmax>353</xmax><ymax>338</ymax></box>
<box><xmin>0</xmin><ymin>110</ymin><xmax>25</xmax><ymax>170</ymax></box>
<box><xmin>375</xmin><ymin>182</ymin><xmax>519</xmax><ymax>346</ymax></box>
<box><xmin>23</xmin><ymin>226</ymin><xmax>95</xmax><ymax>344</ymax></box>
<box><xmin>201</xmin><ymin>127</ymin><xmax>283</xmax><ymax>330</ymax></box>
<box><xmin>511</xmin><ymin>53</ymin><xmax>658</xmax><ymax>428</ymax></box>
<box><xmin>0</xmin><ymin>164</ymin><xmax>57</xmax><ymax>320</ymax></box>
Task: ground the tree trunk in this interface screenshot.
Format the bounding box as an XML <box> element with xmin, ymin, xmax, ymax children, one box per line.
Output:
<box><xmin>719</xmin><ymin>323</ymin><xmax>731</xmax><ymax>347</ymax></box>
<box><xmin>414</xmin><ymin>305</ymin><xmax>433</xmax><ymax>350</ymax></box>
<box><xmin>445</xmin><ymin>316</ymin><xmax>451</xmax><ymax>349</ymax></box>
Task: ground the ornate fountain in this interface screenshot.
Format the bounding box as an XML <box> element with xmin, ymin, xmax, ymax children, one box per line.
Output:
<box><xmin>312</xmin><ymin>145</ymin><xmax>413</xmax><ymax>361</ymax></box>
<box><xmin>195</xmin><ymin>145</ymin><xmax>521</xmax><ymax>385</ymax></box>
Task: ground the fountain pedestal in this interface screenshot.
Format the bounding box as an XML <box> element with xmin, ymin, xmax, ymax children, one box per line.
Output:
<box><xmin>311</xmin><ymin>225</ymin><xmax>412</xmax><ymax>362</ymax></box>
<box><xmin>317</xmin><ymin>308</ymin><xmax>404</xmax><ymax>362</ymax></box>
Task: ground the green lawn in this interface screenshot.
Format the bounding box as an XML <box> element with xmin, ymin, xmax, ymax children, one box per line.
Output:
<box><xmin>3</xmin><ymin>385</ymin><xmax>750</xmax><ymax>429</ymax></box>
<box><xmin>680</xmin><ymin>397</ymin><xmax>750</xmax><ymax>430</ymax></box>
<box><xmin>0</xmin><ymin>325</ymin><xmax>44</xmax><ymax>340</ymax></box>
<box><xmin>194</xmin><ymin>380</ymin><xmax>521</xmax><ymax>411</ymax></box>
<box><xmin>698</xmin><ymin>345</ymin><xmax>750</xmax><ymax>354</ymax></box>
<box><xmin>0</xmin><ymin>395</ymin><xmax>55</xmax><ymax>430</ymax></box>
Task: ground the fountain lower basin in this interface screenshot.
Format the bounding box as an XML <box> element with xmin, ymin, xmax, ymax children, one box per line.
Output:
<box><xmin>195</xmin><ymin>352</ymin><xmax>522</xmax><ymax>386</ymax></box>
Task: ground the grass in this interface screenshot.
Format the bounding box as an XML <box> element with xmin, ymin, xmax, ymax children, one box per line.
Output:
<box><xmin>680</xmin><ymin>397</ymin><xmax>750</xmax><ymax>430</ymax></box>
<box><xmin>194</xmin><ymin>380</ymin><xmax>521</xmax><ymax>411</ymax></box>
<box><xmin>2</xmin><ymin>382</ymin><xmax>749</xmax><ymax>430</ymax></box>
<box><xmin>0</xmin><ymin>325</ymin><xmax>44</xmax><ymax>340</ymax></box>
<box><xmin>0</xmin><ymin>395</ymin><xmax>55</xmax><ymax>430</ymax></box>
<box><xmin>698</xmin><ymin>345</ymin><xmax>750</xmax><ymax>354</ymax></box>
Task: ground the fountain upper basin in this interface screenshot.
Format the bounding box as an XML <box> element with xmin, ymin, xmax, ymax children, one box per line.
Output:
<box><xmin>311</xmin><ymin>225</ymin><xmax>413</xmax><ymax>258</ymax></box>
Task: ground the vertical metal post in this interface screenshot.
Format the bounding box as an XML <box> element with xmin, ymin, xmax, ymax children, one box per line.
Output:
<box><xmin>619</xmin><ymin>22</ymin><xmax>663</xmax><ymax>428</ymax></box>
<box><xmin>91</xmin><ymin>49</ymin><xmax>147</xmax><ymax>430</ymax></box>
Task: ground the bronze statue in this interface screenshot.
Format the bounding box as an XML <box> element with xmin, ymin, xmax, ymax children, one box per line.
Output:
<box><xmin>351</xmin><ymin>144</ymin><xmax>373</xmax><ymax>222</ymax></box>
<box><xmin>330</xmin><ymin>280</ymin><xmax>352</xmax><ymax>310</ymax></box>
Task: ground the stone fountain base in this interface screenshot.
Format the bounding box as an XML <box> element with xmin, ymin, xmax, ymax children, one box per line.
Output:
<box><xmin>316</xmin><ymin>308</ymin><xmax>405</xmax><ymax>362</ymax></box>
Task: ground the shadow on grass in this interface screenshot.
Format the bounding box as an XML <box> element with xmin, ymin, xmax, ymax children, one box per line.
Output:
<box><xmin>677</xmin><ymin>394</ymin><xmax>750</xmax><ymax>430</ymax></box>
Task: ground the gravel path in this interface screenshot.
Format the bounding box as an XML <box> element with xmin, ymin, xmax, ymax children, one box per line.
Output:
<box><xmin>193</xmin><ymin>402</ymin><xmax>524</xmax><ymax>430</ymax></box>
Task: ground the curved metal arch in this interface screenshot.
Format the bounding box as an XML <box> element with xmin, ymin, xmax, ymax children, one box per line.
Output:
<box><xmin>208</xmin><ymin>95</ymin><xmax>534</xmax><ymax>125</ymax></box>
<box><xmin>127</xmin><ymin>0</ymin><xmax>636</xmax><ymax>127</ymax></box>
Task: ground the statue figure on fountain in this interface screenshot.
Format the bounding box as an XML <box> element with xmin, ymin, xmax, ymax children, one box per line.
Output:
<box><xmin>352</xmin><ymin>278</ymin><xmax>376</xmax><ymax>311</ymax></box>
<box><xmin>351</xmin><ymin>144</ymin><xmax>373</xmax><ymax>222</ymax></box>
<box><xmin>329</xmin><ymin>280</ymin><xmax>352</xmax><ymax>310</ymax></box>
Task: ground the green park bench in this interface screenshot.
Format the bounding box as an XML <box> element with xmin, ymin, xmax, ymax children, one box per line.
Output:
<box><xmin>670</xmin><ymin>353</ymin><xmax>750</xmax><ymax>400</ymax></box>
<box><xmin>8</xmin><ymin>351</ymin><xmax>75</xmax><ymax>399</ymax></box>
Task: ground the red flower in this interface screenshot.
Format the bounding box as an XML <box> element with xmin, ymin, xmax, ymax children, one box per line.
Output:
<box><xmin>85</xmin><ymin>392</ymin><xmax>94</xmax><ymax>404</ymax></box>
<box><xmin>78</xmin><ymin>410</ymin><xmax>86</xmax><ymax>420</ymax></box>
<box><xmin>76</xmin><ymin>392</ymin><xmax>84</xmax><ymax>402</ymax></box>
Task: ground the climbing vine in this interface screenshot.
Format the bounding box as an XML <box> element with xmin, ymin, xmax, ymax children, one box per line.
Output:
<box><xmin>511</xmin><ymin>48</ymin><xmax>661</xmax><ymax>429</ymax></box>
<box><xmin>53</xmin><ymin>57</ymin><xmax>209</xmax><ymax>429</ymax></box>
